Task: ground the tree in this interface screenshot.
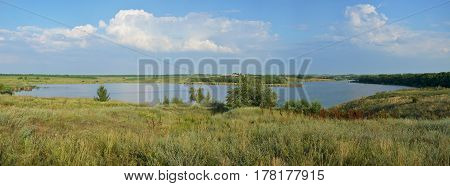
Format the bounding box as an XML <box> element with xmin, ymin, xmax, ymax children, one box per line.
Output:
<box><xmin>225</xmin><ymin>77</ymin><xmax>278</xmax><ymax>109</ymax></box>
<box><xmin>239</xmin><ymin>75</ymin><xmax>250</xmax><ymax>106</ymax></box>
<box><xmin>163</xmin><ymin>96</ymin><xmax>170</xmax><ymax>105</ymax></box>
<box><xmin>355</xmin><ymin>72</ymin><xmax>450</xmax><ymax>88</ymax></box>
<box><xmin>226</xmin><ymin>86</ymin><xmax>243</xmax><ymax>108</ymax></box>
<box><xmin>189</xmin><ymin>86</ymin><xmax>196</xmax><ymax>103</ymax></box>
<box><xmin>205</xmin><ymin>91</ymin><xmax>212</xmax><ymax>104</ymax></box>
<box><xmin>226</xmin><ymin>87</ymin><xmax>237</xmax><ymax>108</ymax></box>
<box><xmin>260</xmin><ymin>86</ymin><xmax>277</xmax><ymax>109</ymax></box>
<box><xmin>197</xmin><ymin>87</ymin><xmax>205</xmax><ymax>103</ymax></box>
<box><xmin>251</xmin><ymin>79</ymin><xmax>263</xmax><ymax>106</ymax></box>
<box><xmin>171</xmin><ymin>97</ymin><xmax>184</xmax><ymax>105</ymax></box>
<box><xmin>94</xmin><ymin>85</ymin><xmax>110</xmax><ymax>102</ymax></box>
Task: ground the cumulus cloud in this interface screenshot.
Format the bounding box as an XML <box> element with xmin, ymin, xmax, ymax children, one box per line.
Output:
<box><xmin>98</xmin><ymin>20</ymin><xmax>107</xmax><ymax>29</ymax></box>
<box><xmin>103</xmin><ymin>9</ymin><xmax>276</xmax><ymax>53</ymax></box>
<box><xmin>344</xmin><ymin>4</ymin><xmax>450</xmax><ymax>57</ymax></box>
<box><xmin>0</xmin><ymin>24</ymin><xmax>97</xmax><ymax>52</ymax></box>
<box><xmin>0</xmin><ymin>10</ymin><xmax>276</xmax><ymax>54</ymax></box>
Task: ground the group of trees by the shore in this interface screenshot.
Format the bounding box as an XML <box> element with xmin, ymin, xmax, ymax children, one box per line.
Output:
<box><xmin>354</xmin><ymin>72</ymin><xmax>450</xmax><ymax>88</ymax></box>
<box><xmin>225</xmin><ymin>75</ymin><xmax>278</xmax><ymax>109</ymax></box>
<box><xmin>157</xmin><ymin>75</ymin><xmax>316</xmax><ymax>112</ymax></box>
<box><xmin>188</xmin><ymin>87</ymin><xmax>211</xmax><ymax>104</ymax></box>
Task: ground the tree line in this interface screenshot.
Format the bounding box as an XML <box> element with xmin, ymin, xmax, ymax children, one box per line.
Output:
<box><xmin>354</xmin><ymin>72</ymin><xmax>450</xmax><ymax>88</ymax></box>
<box><xmin>188</xmin><ymin>75</ymin><xmax>288</xmax><ymax>85</ymax></box>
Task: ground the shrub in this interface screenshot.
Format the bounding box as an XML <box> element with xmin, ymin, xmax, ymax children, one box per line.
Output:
<box><xmin>163</xmin><ymin>96</ymin><xmax>170</xmax><ymax>105</ymax></box>
<box><xmin>94</xmin><ymin>85</ymin><xmax>110</xmax><ymax>102</ymax></box>
<box><xmin>208</xmin><ymin>101</ymin><xmax>229</xmax><ymax>114</ymax></box>
<box><xmin>283</xmin><ymin>100</ymin><xmax>306</xmax><ymax>113</ymax></box>
<box><xmin>283</xmin><ymin>100</ymin><xmax>322</xmax><ymax>115</ymax></box>
<box><xmin>309</xmin><ymin>101</ymin><xmax>322</xmax><ymax>115</ymax></box>
<box><xmin>189</xmin><ymin>86</ymin><xmax>196</xmax><ymax>103</ymax></box>
<box><xmin>197</xmin><ymin>88</ymin><xmax>205</xmax><ymax>103</ymax></box>
<box><xmin>0</xmin><ymin>84</ymin><xmax>13</xmax><ymax>95</ymax></box>
<box><xmin>171</xmin><ymin>97</ymin><xmax>184</xmax><ymax>105</ymax></box>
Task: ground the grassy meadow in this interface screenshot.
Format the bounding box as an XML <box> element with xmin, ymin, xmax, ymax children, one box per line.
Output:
<box><xmin>0</xmin><ymin>75</ymin><xmax>188</xmax><ymax>88</ymax></box>
<box><xmin>0</xmin><ymin>74</ymin><xmax>448</xmax><ymax>166</ymax></box>
<box><xmin>335</xmin><ymin>88</ymin><xmax>450</xmax><ymax>119</ymax></box>
<box><xmin>0</xmin><ymin>93</ymin><xmax>448</xmax><ymax>166</ymax></box>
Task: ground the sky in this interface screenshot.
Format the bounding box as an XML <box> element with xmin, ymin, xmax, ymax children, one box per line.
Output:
<box><xmin>0</xmin><ymin>0</ymin><xmax>449</xmax><ymax>75</ymax></box>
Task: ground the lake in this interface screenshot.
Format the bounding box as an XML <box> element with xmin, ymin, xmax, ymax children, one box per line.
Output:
<box><xmin>16</xmin><ymin>81</ymin><xmax>410</xmax><ymax>107</ymax></box>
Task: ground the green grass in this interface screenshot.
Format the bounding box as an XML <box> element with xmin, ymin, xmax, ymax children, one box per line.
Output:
<box><xmin>337</xmin><ymin>88</ymin><xmax>450</xmax><ymax>119</ymax></box>
<box><xmin>0</xmin><ymin>95</ymin><xmax>448</xmax><ymax>166</ymax></box>
<box><xmin>0</xmin><ymin>75</ymin><xmax>189</xmax><ymax>88</ymax></box>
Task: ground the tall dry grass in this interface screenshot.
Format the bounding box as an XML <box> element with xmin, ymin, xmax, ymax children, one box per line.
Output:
<box><xmin>0</xmin><ymin>95</ymin><xmax>448</xmax><ymax>165</ymax></box>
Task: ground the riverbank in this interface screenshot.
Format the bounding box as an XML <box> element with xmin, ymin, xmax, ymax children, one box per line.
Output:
<box><xmin>0</xmin><ymin>75</ymin><xmax>336</xmax><ymax>92</ymax></box>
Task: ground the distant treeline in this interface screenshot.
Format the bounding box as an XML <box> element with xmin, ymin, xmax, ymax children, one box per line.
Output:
<box><xmin>188</xmin><ymin>75</ymin><xmax>288</xmax><ymax>84</ymax></box>
<box><xmin>354</xmin><ymin>72</ymin><xmax>450</xmax><ymax>88</ymax></box>
<box><xmin>0</xmin><ymin>74</ymin><xmax>191</xmax><ymax>78</ymax></box>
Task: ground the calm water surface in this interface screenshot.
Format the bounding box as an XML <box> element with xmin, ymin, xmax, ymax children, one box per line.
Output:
<box><xmin>17</xmin><ymin>81</ymin><xmax>410</xmax><ymax>107</ymax></box>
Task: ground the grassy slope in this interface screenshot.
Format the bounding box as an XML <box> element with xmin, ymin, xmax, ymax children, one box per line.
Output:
<box><xmin>337</xmin><ymin>88</ymin><xmax>450</xmax><ymax>119</ymax></box>
<box><xmin>0</xmin><ymin>95</ymin><xmax>448</xmax><ymax>165</ymax></box>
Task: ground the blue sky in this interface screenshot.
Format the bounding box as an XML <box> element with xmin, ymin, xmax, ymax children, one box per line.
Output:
<box><xmin>0</xmin><ymin>0</ymin><xmax>449</xmax><ymax>74</ymax></box>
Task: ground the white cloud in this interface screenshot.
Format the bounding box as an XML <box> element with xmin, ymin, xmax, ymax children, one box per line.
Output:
<box><xmin>98</xmin><ymin>20</ymin><xmax>107</xmax><ymax>28</ymax></box>
<box><xmin>345</xmin><ymin>4</ymin><xmax>388</xmax><ymax>29</ymax></box>
<box><xmin>0</xmin><ymin>10</ymin><xmax>276</xmax><ymax>54</ymax></box>
<box><xmin>0</xmin><ymin>24</ymin><xmax>97</xmax><ymax>52</ymax></box>
<box><xmin>344</xmin><ymin>4</ymin><xmax>450</xmax><ymax>57</ymax></box>
<box><xmin>104</xmin><ymin>9</ymin><xmax>276</xmax><ymax>53</ymax></box>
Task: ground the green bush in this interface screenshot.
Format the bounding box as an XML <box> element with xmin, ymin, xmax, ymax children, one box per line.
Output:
<box><xmin>163</xmin><ymin>96</ymin><xmax>170</xmax><ymax>105</ymax></box>
<box><xmin>283</xmin><ymin>100</ymin><xmax>322</xmax><ymax>115</ymax></box>
<box><xmin>94</xmin><ymin>85</ymin><xmax>110</xmax><ymax>102</ymax></box>
<box><xmin>171</xmin><ymin>97</ymin><xmax>184</xmax><ymax>105</ymax></box>
<box><xmin>0</xmin><ymin>84</ymin><xmax>13</xmax><ymax>95</ymax></box>
<box><xmin>309</xmin><ymin>101</ymin><xmax>322</xmax><ymax>114</ymax></box>
<box><xmin>208</xmin><ymin>101</ymin><xmax>229</xmax><ymax>114</ymax></box>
